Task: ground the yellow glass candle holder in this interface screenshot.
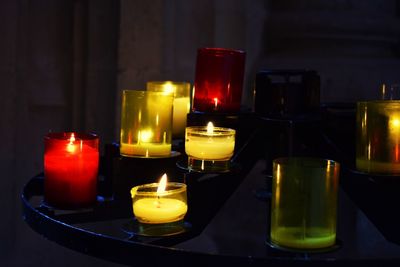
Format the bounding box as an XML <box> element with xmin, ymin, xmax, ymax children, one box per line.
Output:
<box><xmin>147</xmin><ymin>81</ymin><xmax>191</xmax><ymax>138</ymax></box>
<box><xmin>356</xmin><ymin>100</ymin><xmax>400</xmax><ymax>174</ymax></box>
<box><xmin>130</xmin><ymin>177</ymin><xmax>188</xmax><ymax>224</ymax></box>
<box><xmin>185</xmin><ymin>122</ymin><xmax>235</xmax><ymax>172</ymax></box>
<box><xmin>120</xmin><ymin>90</ymin><xmax>174</xmax><ymax>157</ymax></box>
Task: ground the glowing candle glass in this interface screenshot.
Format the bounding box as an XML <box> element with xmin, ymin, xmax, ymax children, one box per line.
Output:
<box><xmin>44</xmin><ymin>132</ymin><xmax>99</xmax><ymax>208</ymax></box>
<box><xmin>147</xmin><ymin>81</ymin><xmax>191</xmax><ymax>138</ymax></box>
<box><xmin>193</xmin><ymin>47</ymin><xmax>246</xmax><ymax>113</ymax></box>
<box><xmin>120</xmin><ymin>90</ymin><xmax>174</xmax><ymax>157</ymax></box>
<box><xmin>130</xmin><ymin>174</ymin><xmax>188</xmax><ymax>224</ymax></box>
<box><xmin>356</xmin><ymin>100</ymin><xmax>400</xmax><ymax>174</ymax></box>
<box><xmin>270</xmin><ymin>157</ymin><xmax>340</xmax><ymax>251</ymax></box>
<box><xmin>185</xmin><ymin>122</ymin><xmax>235</xmax><ymax>171</ymax></box>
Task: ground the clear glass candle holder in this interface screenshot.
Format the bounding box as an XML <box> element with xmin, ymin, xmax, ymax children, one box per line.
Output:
<box><xmin>120</xmin><ymin>90</ymin><xmax>174</xmax><ymax>158</ymax></box>
<box><xmin>147</xmin><ymin>81</ymin><xmax>191</xmax><ymax>138</ymax></box>
<box><xmin>185</xmin><ymin>124</ymin><xmax>235</xmax><ymax>172</ymax></box>
<box><xmin>44</xmin><ymin>132</ymin><xmax>99</xmax><ymax>209</ymax></box>
<box><xmin>193</xmin><ymin>47</ymin><xmax>246</xmax><ymax>113</ymax></box>
<box><xmin>356</xmin><ymin>100</ymin><xmax>400</xmax><ymax>174</ymax></box>
<box><xmin>130</xmin><ymin>182</ymin><xmax>188</xmax><ymax>224</ymax></box>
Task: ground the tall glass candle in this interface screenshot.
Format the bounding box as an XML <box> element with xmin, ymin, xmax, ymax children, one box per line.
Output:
<box><xmin>44</xmin><ymin>132</ymin><xmax>99</xmax><ymax>208</ymax></box>
<box><xmin>193</xmin><ymin>47</ymin><xmax>246</xmax><ymax>113</ymax></box>
<box><xmin>147</xmin><ymin>81</ymin><xmax>191</xmax><ymax>138</ymax></box>
<box><xmin>270</xmin><ymin>158</ymin><xmax>340</xmax><ymax>250</ymax></box>
<box><xmin>131</xmin><ymin>174</ymin><xmax>188</xmax><ymax>224</ymax></box>
<box><xmin>120</xmin><ymin>90</ymin><xmax>174</xmax><ymax>157</ymax></box>
<box><xmin>356</xmin><ymin>100</ymin><xmax>400</xmax><ymax>174</ymax></box>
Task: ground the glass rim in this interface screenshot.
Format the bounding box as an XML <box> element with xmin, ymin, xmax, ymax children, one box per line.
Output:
<box><xmin>146</xmin><ymin>81</ymin><xmax>191</xmax><ymax>87</ymax></box>
<box><xmin>131</xmin><ymin>182</ymin><xmax>186</xmax><ymax>197</ymax></box>
<box><xmin>273</xmin><ymin>157</ymin><xmax>340</xmax><ymax>168</ymax></box>
<box><xmin>185</xmin><ymin>126</ymin><xmax>236</xmax><ymax>136</ymax></box>
<box><xmin>357</xmin><ymin>100</ymin><xmax>400</xmax><ymax>104</ymax></box>
<box><xmin>45</xmin><ymin>132</ymin><xmax>98</xmax><ymax>141</ymax></box>
<box><xmin>198</xmin><ymin>47</ymin><xmax>245</xmax><ymax>55</ymax></box>
<box><xmin>122</xmin><ymin>90</ymin><xmax>174</xmax><ymax>97</ymax></box>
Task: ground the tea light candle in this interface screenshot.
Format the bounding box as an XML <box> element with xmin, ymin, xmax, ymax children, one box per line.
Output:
<box><xmin>131</xmin><ymin>174</ymin><xmax>188</xmax><ymax>224</ymax></box>
<box><xmin>44</xmin><ymin>132</ymin><xmax>99</xmax><ymax>208</ymax></box>
<box><xmin>185</xmin><ymin>122</ymin><xmax>235</xmax><ymax>160</ymax></box>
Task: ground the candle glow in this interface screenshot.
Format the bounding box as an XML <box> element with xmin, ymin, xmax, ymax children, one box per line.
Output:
<box><xmin>131</xmin><ymin>174</ymin><xmax>188</xmax><ymax>224</ymax></box>
<box><xmin>185</xmin><ymin>122</ymin><xmax>235</xmax><ymax>160</ymax></box>
<box><xmin>44</xmin><ymin>132</ymin><xmax>99</xmax><ymax>208</ymax></box>
<box><xmin>147</xmin><ymin>81</ymin><xmax>191</xmax><ymax>138</ymax></box>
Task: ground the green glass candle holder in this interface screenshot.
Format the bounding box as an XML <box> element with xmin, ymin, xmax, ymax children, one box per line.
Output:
<box><xmin>270</xmin><ymin>157</ymin><xmax>340</xmax><ymax>251</ymax></box>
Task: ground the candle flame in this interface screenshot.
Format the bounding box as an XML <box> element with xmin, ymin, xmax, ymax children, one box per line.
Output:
<box><xmin>157</xmin><ymin>173</ymin><xmax>168</xmax><ymax>194</ymax></box>
<box><xmin>138</xmin><ymin>129</ymin><xmax>153</xmax><ymax>143</ymax></box>
<box><xmin>162</xmin><ymin>82</ymin><xmax>175</xmax><ymax>95</ymax></box>
<box><xmin>213</xmin><ymin>97</ymin><xmax>219</xmax><ymax>109</ymax></box>
<box><xmin>66</xmin><ymin>133</ymin><xmax>76</xmax><ymax>153</ymax></box>
<box><xmin>391</xmin><ymin>117</ymin><xmax>400</xmax><ymax>129</ymax></box>
<box><xmin>207</xmin><ymin>121</ymin><xmax>214</xmax><ymax>134</ymax></box>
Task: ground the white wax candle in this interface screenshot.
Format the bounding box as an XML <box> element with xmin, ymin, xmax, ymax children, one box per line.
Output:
<box><xmin>172</xmin><ymin>97</ymin><xmax>190</xmax><ymax>136</ymax></box>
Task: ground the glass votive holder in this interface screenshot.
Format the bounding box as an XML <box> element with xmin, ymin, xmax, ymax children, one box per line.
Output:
<box><xmin>356</xmin><ymin>100</ymin><xmax>400</xmax><ymax>174</ymax></box>
<box><xmin>185</xmin><ymin>122</ymin><xmax>236</xmax><ymax>172</ymax></box>
<box><xmin>147</xmin><ymin>81</ymin><xmax>191</xmax><ymax>138</ymax></box>
<box><xmin>193</xmin><ymin>47</ymin><xmax>246</xmax><ymax>113</ymax></box>
<box><xmin>130</xmin><ymin>182</ymin><xmax>188</xmax><ymax>224</ymax></box>
<box><xmin>44</xmin><ymin>132</ymin><xmax>99</xmax><ymax>209</ymax></box>
<box><xmin>270</xmin><ymin>157</ymin><xmax>340</xmax><ymax>251</ymax></box>
<box><xmin>120</xmin><ymin>90</ymin><xmax>174</xmax><ymax>158</ymax></box>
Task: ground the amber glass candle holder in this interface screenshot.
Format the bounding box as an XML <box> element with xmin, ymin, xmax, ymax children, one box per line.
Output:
<box><xmin>147</xmin><ymin>81</ymin><xmax>191</xmax><ymax>138</ymax></box>
<box><xmin>120</xmin><ymin>90</ymin><xmax>174</xmax><ymax>157</ymax></box>
<box><xmin>193</xmin><ymin>47</ymin><xmax>246</xmax><ymax>113</ymax></box>
<box><xmin>44</xmin><ymin>132</ymin><xmax>99</xmax><ymax>209</ymax></box>
<box><xmin>356</xmin><ymin>100</ymin><xmax>400</xmax><ymax>174</ymax></box>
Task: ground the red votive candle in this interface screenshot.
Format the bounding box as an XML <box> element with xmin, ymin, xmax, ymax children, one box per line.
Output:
<box><xmin>193</xmin><ymin>47</ymin><xmax>246</xmax><ymax>113</ymax></box>
<box><xmin>44</xmin><ymin>132</ymin><xmax>99</xmax><ymax>208</ymax></box>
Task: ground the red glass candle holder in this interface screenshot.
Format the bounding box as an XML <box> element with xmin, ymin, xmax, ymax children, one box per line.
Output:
<box><xmin>44</xmin><ymin>132</ymin><xmax>99</xmax><ymax>209</ymax></box>
<box><xmin>193</xmin><ymin>47</ymin><xmax>246</xmax><ymax>113</ymax></box>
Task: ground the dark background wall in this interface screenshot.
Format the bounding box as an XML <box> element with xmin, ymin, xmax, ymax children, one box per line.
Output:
<box><xmin>1</xmin><ymin>0</ymin><xmax>399</xmax><ymax>265</ymax></box>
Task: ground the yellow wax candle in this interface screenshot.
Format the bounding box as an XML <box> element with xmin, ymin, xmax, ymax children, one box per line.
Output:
<box><xmin>120</xmin><ymin>142</ymin><xmax>171</xmax><ymax>157</ymax></box>
<box><xmin>133</xmin><ymin>198</ymin><xmax>187</xmax><ymax>224</ymax></box>
<box><xmin>185</xmin><ymin>122</ymin><xmax>235</xmax><ymax>160</ymax></box>
<box><xmin>172</xmin><ymin>97</ymin><xmax>190</xmax><ymax>136</ymax></box>
<box><xmin>131</xmin><ymin>174</ymin><xmax>188</xmax><ymax>224</ymax></box>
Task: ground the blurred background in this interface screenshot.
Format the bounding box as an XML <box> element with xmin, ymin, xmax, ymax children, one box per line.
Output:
<box><xmin>1</xmin><ymin>0</ymin><xmax>400</xmax><ymax>265</ymax></box>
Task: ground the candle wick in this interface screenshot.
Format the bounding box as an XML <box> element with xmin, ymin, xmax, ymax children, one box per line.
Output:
<box><xmin>156</xmin><ymin>196</ymin><xmax>161</xmax><ymax>208</ymax></box>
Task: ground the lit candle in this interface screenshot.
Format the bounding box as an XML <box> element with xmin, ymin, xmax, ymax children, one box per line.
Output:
<box><xmin>356</xmin><ymin>101</ymin><xmax>400</xmax><ymax>174</ymax></box>
<box><xmin>131</xmin><ymin>174</ymin><xmax>188</xmax><ymax>224</ymax></box>
<box><xmin>120</xmin><ymin>90</ymin><xmax>174</xmax><ymax>157</ymax></box>
<box><xmin>44</xmin><ymin>132</ymin><xmax>99</xmax><ymax>208</ymax></box>
<box><xmin>147</xmin><ymin>81</ymin><xmax>191</xmax><ymax>138</ymax></box>
<box><xmin>192</xmin><ymin>47</ymin><xmax>246</xmax><ymax>113</ymax></box>
<box><xmin>120</xmin><ymin>129</ymin><xmax>171</xmax><ymax>157</ymax></box>
<box><xmin>185</xmin><ymin>122</ymin><xmax>236</xmax><ymax>160</ymax></box>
